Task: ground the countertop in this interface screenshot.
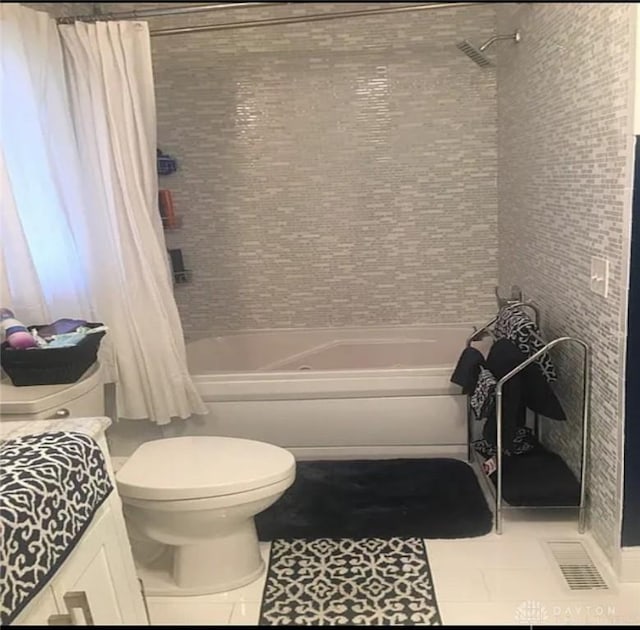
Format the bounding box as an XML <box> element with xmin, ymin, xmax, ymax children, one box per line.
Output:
<box><xmin>0</xmin><ymin>416</ymin><xmax>112</xmax><ymax>442</ymax></box>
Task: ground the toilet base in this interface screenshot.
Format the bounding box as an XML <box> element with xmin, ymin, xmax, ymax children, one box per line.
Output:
<box><xmin>139</xmin><ymin>559</ymin><xmax>265</xmax><ymax>597</ymax></box>
<box><xmin>134</xmin><ymin>519</ymin><xmax>267</xmax><ymax>596</ymax></box>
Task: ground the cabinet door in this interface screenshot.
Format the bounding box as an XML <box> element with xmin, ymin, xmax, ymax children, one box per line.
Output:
<box><xmin>11</xmin><ymin>586</ymin><xmax>61</xmax><ymax>626</ymax></box>
<box><xmin>51</xmin><ymin>504</ymin><xmax>143</xmax><ymax>625</ymax></box>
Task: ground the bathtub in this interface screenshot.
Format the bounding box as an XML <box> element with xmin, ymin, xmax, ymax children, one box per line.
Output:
<box><xmin>185</xmin><ymin>325</ymin><xmax>471</xmax><ymax>460</ymax></box>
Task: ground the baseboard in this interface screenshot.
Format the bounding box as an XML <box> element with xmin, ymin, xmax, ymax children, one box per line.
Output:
<box><xmin>618</xmin><ymin>546</ymin><xmax>640</xmax><ymax>582</ymax></box>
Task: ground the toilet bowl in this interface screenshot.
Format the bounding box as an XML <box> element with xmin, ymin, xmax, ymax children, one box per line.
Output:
<box><xmin>115</xmin><ymin>436</ymin><xmax>295</xmax><ymax>595</ymax></box>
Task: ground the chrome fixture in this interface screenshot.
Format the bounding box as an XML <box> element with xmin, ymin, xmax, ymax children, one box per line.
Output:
<box><xmin>457</xmin><ymin>30</ymin><xmax>521</xmax><ymax>67</ymax></box>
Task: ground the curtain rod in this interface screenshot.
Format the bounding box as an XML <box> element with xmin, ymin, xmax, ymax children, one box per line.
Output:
<box><xmin>57</xmin><ymin>3</ymin><xmax>490</xmax><ymax>36</ymax></box>
<box><xmin>150</xmin><ymin>2</ymin><xmax>489</xmax><ymax>37</ymax></box>
<box><xmin>57</xmin><ymin>3</ymin><xmax>289</xmax><ymax>24</ymax></box>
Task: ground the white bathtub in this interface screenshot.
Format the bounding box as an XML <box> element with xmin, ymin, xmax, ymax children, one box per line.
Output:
<box><xmin>185</xmin><ymin>325</ymin><xmax>471</xmax><ymax>460</ymax></box>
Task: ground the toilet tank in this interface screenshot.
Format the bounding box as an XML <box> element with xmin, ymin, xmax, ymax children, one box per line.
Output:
<box><xmin>0</xmin><ymin>363</ymin><xmax>105</xmax><ymax>421</ymax></box>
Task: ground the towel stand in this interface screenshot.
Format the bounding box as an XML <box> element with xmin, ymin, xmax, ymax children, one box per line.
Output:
<box><xmin>465</xmin><ymin>300</ymin><xmax>542</xmax><ymax>461</ymax></box>
<box><xmin>464</xmin><ymin>305</ymin><xmax>591</xmax><ymax>535</ymax></box>
<box><xmin>494</xmin><ymin>336</ymin><xmax>591</xmax><ymax>534</ymax></box>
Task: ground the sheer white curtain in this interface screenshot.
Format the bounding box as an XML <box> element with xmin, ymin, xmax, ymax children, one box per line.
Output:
<box><xmin>0</xmin><ymin>5</ymin><xmax>206</xmax><ymax>424</ymax></box>
<box><xmin>0</xmin><ymin>5</ymin><xmax>94</xmax><ymax>325</ymax></box>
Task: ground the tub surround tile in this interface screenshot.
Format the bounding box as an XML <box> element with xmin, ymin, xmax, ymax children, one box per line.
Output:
<box><xmin>21</xmin><ymin>3</ymin><xmax>92</xmax><ymax>18</ymax></box>
<box><xmin>143</xmin><ymin>2</ymin><xmax>498</xmax><ymax>333</ymax></box>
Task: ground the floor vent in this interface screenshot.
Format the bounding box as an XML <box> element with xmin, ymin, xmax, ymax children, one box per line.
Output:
<box><xmin>546</xmin><ymin>540</ymin><xmax>609</xmax><ymax>591</ymax></box>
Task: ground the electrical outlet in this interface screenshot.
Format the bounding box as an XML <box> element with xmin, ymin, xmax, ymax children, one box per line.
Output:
<box><xmin>590</xmin><ymin>256</ymin><xmax>609</xmax><ymax>297</ymax></box>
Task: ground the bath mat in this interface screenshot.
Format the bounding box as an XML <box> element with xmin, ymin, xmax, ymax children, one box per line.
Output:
<box><xmin>256</xmin><ymin>458</ymin><xmax>492</xmax><ymax>540</ymax></box>
<box><xmin>259</xmin><ymin>537</ymin><xmax>441</xmax><ymax>626</ymax></box>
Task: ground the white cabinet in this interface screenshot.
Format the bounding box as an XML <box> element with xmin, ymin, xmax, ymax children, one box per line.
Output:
<box><xmin>0</xmin><ymin>364</ymin><xmax>105</xmax><ymax>422</ymax></box>
<box><xmin>50</xmin><ymin>506</ymin><xmax>141</xmax><ymax>625</ymax></box>
<box><xmin>13</xmin><ymin>588</ymin><xmax>60</xmax><ymax>626</ymax></box>
<box><xmin>7</xmin><ymin>422</ymin><xmax>149</xmax><ymax>627</ymax></box>
<box><xmin>11</xmin><ymin>499</ymin><xmax>149</xmax><ymax>626</ymax></box>
<box><xmin>12</xmin><ymin>501</ymin><xmax>148</xmax><ymax>626</ymax></box>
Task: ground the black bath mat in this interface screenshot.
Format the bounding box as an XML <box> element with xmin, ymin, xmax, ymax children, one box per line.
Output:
<box><xmin>255</xmin><ymin>458</ymin><xmax>492</xmax><ymax>540</ymax></box>
<box><xmin>259</xmin><ymin>537</ymin><xmax>441</xmax><ymax>626</ymax></box>
<box><xmin>489</xmin><ymin>447</ymin><xmax>581</xmax><ymax>507</ymax></box>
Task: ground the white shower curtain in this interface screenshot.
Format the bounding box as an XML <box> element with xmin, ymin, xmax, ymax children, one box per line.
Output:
<box><xmin>0</xmin><ymin>5</ymin><xmax>206</xmax><ymax>424</ymax></box>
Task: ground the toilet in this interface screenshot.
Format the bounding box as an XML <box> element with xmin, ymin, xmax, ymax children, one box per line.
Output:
<box><xmin>115</xmin><ymin>436</ymin><xmax>295</xmax><ymax>595</ymax></box>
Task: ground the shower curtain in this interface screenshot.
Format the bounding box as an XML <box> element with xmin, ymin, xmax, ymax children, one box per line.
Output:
<box><xmin>0</xmin><ymin>5</ymin><xmax>207</xmax><ymax>424</ymax></box>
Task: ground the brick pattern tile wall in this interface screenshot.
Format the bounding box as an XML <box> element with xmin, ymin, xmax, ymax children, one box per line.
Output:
<box><xmin>22</xmin><ymin>2</ymin><xmax>92</xmax><ymax>18</ymax></box>
<box><xmin>112</xmin><ymin>2</ymin><xmax>499</xmax><ymax>335</ymax></box>
<box><xmin>496</xmin><ymin>3</ymin><xmax>634</xmax><ymax>564</ymax></box>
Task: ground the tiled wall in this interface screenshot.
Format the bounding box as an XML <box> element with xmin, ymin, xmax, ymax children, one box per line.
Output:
<box><xmin>129</xmin><ymin>2</ymin><xmax>500</xmax><ymax>335</ymax></box>
<box><xmin>22</xmin><ymin>2</ymin><xmax>93</xmax><ymax>18</ymax></box>
<box><xmin>496</xmin><ymin>3</ymin><xmax>635</xmax><ymax>564</ymax></box>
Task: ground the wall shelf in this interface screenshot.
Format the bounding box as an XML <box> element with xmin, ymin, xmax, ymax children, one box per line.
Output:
<box><xmin>158</xmin><ymin>149</ymin><xmax>188</xmax><ymax>287</ymax></box>
<box><xmin>172</xmin><ymin>270</ymin><xmax>192</xmax><ymax>285</ymax></box>
<box><xmin>157</xmin><ymin>149</ymin><xmax>177</xmax><ymax>176</ymax></box>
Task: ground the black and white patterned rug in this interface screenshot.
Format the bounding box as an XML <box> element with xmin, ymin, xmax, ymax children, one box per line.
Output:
<box><xmin>259</xmin><ymin>537</ymin><xmax>441</xmax><ymax>626</ymax></box>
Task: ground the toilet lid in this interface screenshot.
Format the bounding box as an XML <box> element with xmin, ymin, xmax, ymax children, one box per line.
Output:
<box><xmin>115</xmin><ymin>436</ymin><xmax>295</xmax><ymax>501</ymax></box>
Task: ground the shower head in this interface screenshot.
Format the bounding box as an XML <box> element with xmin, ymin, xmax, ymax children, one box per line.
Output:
<box><xmin>457</xmin><ymin>30</ymin><xmax>521</xmax><ymax>67</ymax></box>
<box><xmin>456</xmin><ymin>40</ymin><xmax>493</xmax><ymax>67</ymax></box>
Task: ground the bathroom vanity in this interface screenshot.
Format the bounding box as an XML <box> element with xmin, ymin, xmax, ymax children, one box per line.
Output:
<box><xmin>0</xmin><ymin>364</ymin><xmax>105</xmax><ymax>422</ymax></box>
<box><xmin>1</xmin><ymin>417</ymin><xmax>148</xmax><ymax>626</ymax></box>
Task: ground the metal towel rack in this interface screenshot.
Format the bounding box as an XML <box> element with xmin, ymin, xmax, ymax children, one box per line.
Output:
<box><xmin>494</xmin><ymin>336</ymin><xmax>591</xmax><ymax>534</ymax></box>
<box><xmin>465</xmin><ymin>299</ymin><xmax>542</xmax><ymax>460</ymax></box>
<box><xmin>466</xmin><ymin>299</ymin><xmax>541</xmax><ymax>345</ymax></box>
<box><xmin>468</xmin><ymin>285</ymin><xmax>540</xmax><ymax>344</ymax></box>
<box><xmin>465</xmin><ymin>297</ymin><xmax>591</xmax><ymax>535</ymax></box>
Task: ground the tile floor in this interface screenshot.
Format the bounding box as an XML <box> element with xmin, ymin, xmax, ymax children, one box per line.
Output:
<box><xmin>144</xmin><ymin>512</ymin><xmax>640</xmax><ymax>626</ymax></box>
<box><xmin>143</xmin><ymin>469</ymin><xmax>640</xmax><ymax>626</ymax></box>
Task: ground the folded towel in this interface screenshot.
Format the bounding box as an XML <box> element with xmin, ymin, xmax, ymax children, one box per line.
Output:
<box><xmin>37</xmin><ymin>318</ymin><xmax>87</xmax><ymax>337</ymax></box>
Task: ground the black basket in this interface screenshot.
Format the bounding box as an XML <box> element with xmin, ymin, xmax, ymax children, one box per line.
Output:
<box><xmin>0</xmin><ymin>323</ymin><xmax>106</xmax><ymax>387</ymax></box>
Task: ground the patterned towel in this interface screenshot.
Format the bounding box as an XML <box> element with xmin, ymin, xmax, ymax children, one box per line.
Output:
<box><xmin>472</xmin><ymin>427</ymin><xmax>539</xmax><ymax>460</ymax></box>
<box><xmin>0</xmin><ymin>432</ymin><xmax>113</xmax><ymax>625</ymax></box>
<box><xmin>451</xmin><ymin>334</ymin><xmax>497</xmax><ymax>421</ymax></box>
<box><xmin>470</xmin><ymin>366</ymin><xmax>497</xmax><ymax>421</ymax></box>
<box><xmin>494</xmin><ymin>306</ymin><xmax>557</xmax><ymax>382</ymax></box>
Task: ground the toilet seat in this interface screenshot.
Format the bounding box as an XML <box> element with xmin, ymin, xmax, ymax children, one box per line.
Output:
<box><xmin>116</xmin><ymin>436</ymin><xmax>295</xmax><ymax>501</ymax></box>
<box><xmin>120</xmin><ymin>475</ymin><xmax>294</xmax><ymax>513</ymax></box>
